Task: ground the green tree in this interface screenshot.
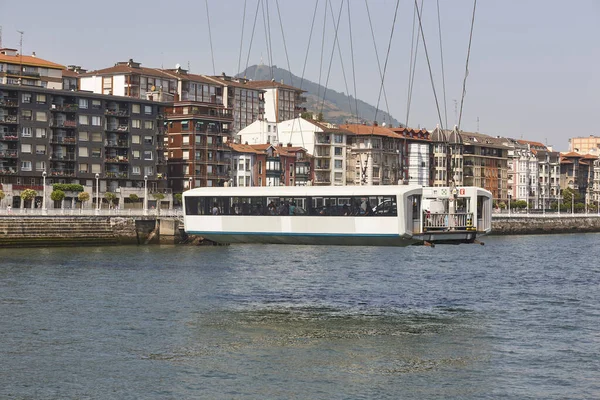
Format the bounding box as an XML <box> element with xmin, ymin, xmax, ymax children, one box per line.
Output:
<box><xmin>316</xmin><ymin>112</ymin><xmax>324</xmax><ymax>122</ymax></box>
<box><xmin>20</xmin><ymin>189</ymin><xmax>37</xmax><ymax>208</ymax></box>
<box><xmin>51</xmin><ymin>190</ymin><xmax>65</xmax><ymax>208</ymax></box>
<box><xmin>104</xmin><ymin>192</ymin><xmax>117</xmax><ymax>209</ymax></box>
<box><xmin>561</xmin><ymin>188</ymin><xmax>581</xmax><ymax>205</ymax></box>
<box><xmin>513</xmin><ymin>200</ymin><xmax>527</xmax><ymax>209</ymax></box>
<box><xmin>152</xmin><ymin>192</ymin><xmax>165</xmax><ymax>209</ymax></box>
<box><xmin>0</xmin><ymin>189</ymin><xmax>5</xmax><ymax>205</ymax></box>
<box><xmin>301</xmin><ymin>111</ymin><xmax>314</xmax><ymax>120</ymax></box>
<box><xmin>78</xmin><ymin>191</ymin><xmax>90</xmax><ymax>208</ymax></box>
<box><xmin>174</xmin><ymin>193</ymin><xmax>182</xmax><ymax>205</ymax></box>
<box><xmin>129</xmin><ymin>194</ymin><xmax>139</xmax><ymax>203</ymax></box>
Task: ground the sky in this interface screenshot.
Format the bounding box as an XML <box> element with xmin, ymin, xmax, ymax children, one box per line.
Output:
<box><xmin>1</xmin><ymin>0</ymin><xmax>598</xmax><ymax>150</ymax></box>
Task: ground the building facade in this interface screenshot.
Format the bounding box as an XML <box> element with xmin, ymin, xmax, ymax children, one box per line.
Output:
<box><xmin>0</xmin><ymin>84</ymin><xmax>167</xmax><ymax>209</ymax></box>
<box><xmin>243</xmin><ymin>80</ymin><xmax>305</xmax><ymax>123</ymax></box>
<box><xmin>0</xmin><ymin>48</ymin><xmax>64</xmax><ymax>89</ymax></box>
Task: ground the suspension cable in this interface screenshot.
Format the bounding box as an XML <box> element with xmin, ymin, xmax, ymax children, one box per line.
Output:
<box><xmin>371</xmin><ymin>0</ymin><xmax>400</xmax><ymax>133</ymax></box>
<box><xmin>319</xmin><ymin>0</ymin><xmax>344</xmax><ymax>115</ymax></box>
<box><xmin>316</xmin><ymin>0</ymin><xmax>328</xmax><ymax>101</ymax></box>
<box><xmin>414</xmin><ymin>0</ymin><xmax>445</xmax><ymax>132</ymax></box>
<box><xmin>275</xmin><ymin>0</ymin><xmax>294</xmax><ymax>87</ymax></box>
<box><xmin>327</xmin><ymin>0</ymin><xmax>353</xmax><ymax>123</ymax></box>
<box><xmin>406</xmin><ymin>0</ymin><xmax>423</xmax><ymax>127</ymax></box>
<box><xmin>437</xmin><ymin>0</ymin><xmax>448</xmax><ymax>130</ymax></box>
<box><xmin>365</xmin><ymin>0</ymin><xmax>392</xmax><ymax>126</ymax></box>
<box><xmin>265</xmin><ymin>0</ymin><xmax>275</xmax><ymax>80</ymax></box>
<box><xmin>348</xmin><ymin>1</ymin><xmax>359</xmax><ymax>124</ymax></box>
<box><xmin>236</xmin><ymin>0</ymin><xmax>248</xmax><ymax>75</ymax></box>
<box><xmin>205</xmin><ymin>0</ymin><xmax>216</xmax><ymax>75</ymax></box>
<box><xmin>244</xmin><ymin>0</ymin><xmax>262</xmax><ymax>74</ymax></box>
<box><xmin>458</xmin><ymin>0</ymin><xmax>477</xmax><ymax>130</ymax></box>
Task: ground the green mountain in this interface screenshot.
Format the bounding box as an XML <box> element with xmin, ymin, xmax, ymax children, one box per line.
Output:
<box><xmin>238</xmin><ymin>65</ymin><xmax>402</xmax><ymax>127</ymax></box>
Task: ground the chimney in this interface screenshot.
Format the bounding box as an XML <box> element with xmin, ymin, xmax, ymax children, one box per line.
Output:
<box><xmin>287</xmin><ymin>143</ymin><xmax>292</xmax><ymax>147</ymax></box>
<box><xmin>278</xmin><ymin>143</ymin><xmax>283</xmax><ymax>147</ymax></box>
<box><xmin>373</xmin><ymin>121</ymin><xmax>378</xmax><ymax>126</ymax></box>
<box><xmin>31</xmin><ymin>51</ymin><xmax>36</xmax><ymax>57</ymax></box>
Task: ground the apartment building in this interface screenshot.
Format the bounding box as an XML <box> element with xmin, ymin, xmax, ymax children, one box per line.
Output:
<box><xmin>340</xmin><ymin>123</ymin><xmax>402</xmax><ymax>186</ymax></box>
<box><xmin>0</xmin><ymin>48</ymin><xmax>64</xmax><ymax>89</ymax></box>
<box><xmin>430</xmin><ymin>126</ymin><xmax>464</xmax><ymax>187</ymax></box>
<box><xmin>568</xmin><ymin>135</ymin><xmax>600</xmax><ymax>155</ymax></box>
<box><xmin>243</xmin><ymin>80</ymin><xmax>305</xmax><ymax>123</ymax></box>
<box><xmin>390</xmin><ymin>127</ymin><xmax>431</xmax><ymax>186</ymax></box>
<box><xmin>0</xmin><ymin>84</ymin><xmax>167</xmax><ymax>209</ymax></box>
<box><xmin>460</xmin><ymin>131</ymin><xmax>509</xmax><ymax>201</ymax></box>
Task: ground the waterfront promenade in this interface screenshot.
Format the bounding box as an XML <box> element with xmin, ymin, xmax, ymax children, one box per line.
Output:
<box><xmin>0</xmin><ymin>208</ymin><xmax>183</xmax><ymax>218</ymax></box>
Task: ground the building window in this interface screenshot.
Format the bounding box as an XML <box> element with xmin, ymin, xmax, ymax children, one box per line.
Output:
<box><xmin>144</xmin><ymin>166</ymin><xmax>153</xmax><ymax>176</ymax></box>
<box><xmin>91</xmin><ymin>164</ymin><xmax>101</xmax><ymax>173</ymax></box>
<box><xmin>22</xmin><ymin>93</ymin><xmax>32</xmax><ymax>104</ymax></box>
<box><xmin>102</xmin><ymin>77</ymin><xmax>112</xmax><ymax>94</ymax></box>
<box><xmin>21</xmin><ymin>127</ymin><xmax>32</xmax><ymax>137</ymax></box>
<box><xmin>334</xmin><ymin>160</ymin><xmax>343</xmax><ymax>169</ymax></box>
<box><xmin>144</xmin><ymin>105</ymin><xmax>152</xmax><ymax>115</ymax></box>
<box><xmin>144</xmin><ymin>120</ymin><xmax>154</xmax><ymax>129</ymax></box>
<box><xmin>78</xmin><ymin>147</ymin><xmax>88</xmax><ymax>157</ymax></box>
<box><xmin>132</xmin><ymin>119</ymin><xmax>141</xmax><ymax>129</ymax></box>
<box><xmin>91</xmin><ymin>148</ymin><xmax>101</xmax><ymax>158</ymax></box>
<box><xmin>21</xmin><ymin>144</ymin><xmax>32</xmax><ymax>153</ymax></box>
<box><xmin>132</xmin><ymin>135</ymin><xmax>140</xmax><ymax>144</ymax></box>
<box><xmin>91</xmin><ymin>132</ymin><xmax>102</xmax><ymax>142</ymax></box>
<box><xmin>132</xmin><ymin>104</ymin><xmax>140</xmax><ymax>114</ymax></box>
<box><xmin>92</xmin><ymin>100</ymin><xmax>101</xmax><ymax>110</ymax></box>
<box><xmin>36</xmin><ymin>94</ymin><xmax>47</xmax><ymax>104</ymax></box>
<box><xmin>181</xmin><ymin>121</ymin><xmax>189</xmax><ymax>131</ymax></box>
<box><xmin>36</xmin><ymin>111</ymin><xmax>47</xmax><ymax>122</ymax></box>
<box><xmin>35</xmin><ymin>145</ymin><xmax>46</xmax><ymax>155</ymax></box>
<box><xmin>334</xmin><ymin>172</ymin><xmax>343</xmax><ymax>182</ymax></box>
<box><xmin>35</xmin><ymin>128</ymin><xmax>47</xmax><ymax>138</ymax></box>
<box><xmin>79</xmin><ymin>131</ymin><xmax>89</xmax><ymax>141</ymax></box>
<box><xmin>21</xmin><ymin>161</ymin><xmax>32</xmax><ymax>171</ymax></box>
<box><xmin>22</xmin><ymin>110</ymin><xmax>32</xmax><ymax>121</ymax></box>
<box><xmin>79</xmin><ymin>115</ymin><xmax>89</xmax><ymax>125</ymax></box>
<box><xmin>334</xmin><ymin>147</ymin><xmax>342</xmax><ymax>156</ymax></box>
<box><xmin>91</xmin><ymin>116</ymin><xmax>101</xmax><ymax>126</ymax></box>
<box><xmin>144</xmin><ymin>136</ymin><xmax>153</xmax><ymax>145</ymax></box>
<box><xmin>79</xmin><ymin>99</ymin><xmax>88</xmax><ymax>109</ymax></box>
<box><xmin>132</xmin><ymin>150</ymin><xmax>140</xmax><ymax>160</ymax></box>
<box><xmin>36</xmin><ymin>161</ymin><xmax>46</xmax><ymax>172</ymax></box>
<box><xmin>79</xmin><ymin>163</ymin><xmax>88</xmax><ymax>173</ymax></box>
<box><xmin>132</xmin><ymin>166</ymin><xmax>141</xmax><ymax>175</ymax></box>
<box><xmin>144</xmin><ymin>151</ymin><xmax>153</xmax><ymax>160</ymax></box>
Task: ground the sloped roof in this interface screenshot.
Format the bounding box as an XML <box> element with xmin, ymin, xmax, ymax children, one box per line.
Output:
<box><xmin>340</xmin><ymin>124</ymin><xmax>398</xmax><ymax>138</ymax></box>
<box><xmin>461</xmin><ymin>131</ymin><xmax>508</xmax><ymax>148</ymax></box>
<box><xmin>227</xmin><ymin>143</ymin><xmax>264</xmax><ymax>154</ymax></box>
<box><xmin>0</xmin><ymin>53</ymin><xmax>65</xmax><ymax>69</ymax></box>
<box><xmin>430</xmin><ymin>126</ymin><xmax>447</xmax><ymax>143</ymax></box>
<box><xmin>80</xmin><ymin>64</ymin><xmax>174</xmax><ymax>79</ymax></box>
<box><xmin>561</xmin><ymin>151</ymin><xmax>582</xmax><ymax>158</ymax></box>
<box><xmin>243</xmin><ymin>80</ymin><xmax>305</xmax><ymax>92</ymax></box>
<box><xmin>390</xmin><ymin>127</ymin><xmax>431</xmax><ymax>141</ymax></box>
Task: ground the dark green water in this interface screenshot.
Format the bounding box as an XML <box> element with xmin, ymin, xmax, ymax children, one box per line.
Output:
<box><xmin>1</xmin><ymin>235</ymin><xmax>598</xmax><ymax>399</ymax></box>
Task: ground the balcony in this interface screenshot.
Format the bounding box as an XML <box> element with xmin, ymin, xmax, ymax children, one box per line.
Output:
<box><xmin>50</xmin><ymin>136</ymin><xmax>77</xmax><ymax>145</ymax></box>
<box><xmin>50</xmin><ymin>120</ymin><xmax>77</xmax><ymax>128</ymax></box>
<box><xmin>314</xmin><ymin>164</ymin><xmax>331</xmax><ymax>171</ymax></box>
<box><xmin>0</xmin><ymin>150</ymin><xmax>18</xmax><ymax>158</ymax></box>
<box><xmin>105</xmin><ymin>171</ymin><xmax>129</xmax><ymax>179</ymax></box>
<box><xmin>0</xmin><ymin>168</ymin><xmax>17</xmax><ymax>175</ymax></box>
<box><xmin>0</xmin><ymin>115</ymin><xmax>18</xmax><ymax>124</ymax></box>
<box><xmin>105</xmin><ymin>109</ymin><xmax>130</xmax><ymax>117</ymax></box>
<box><xmin>4</xmin><ymin>70</ymin><xmax>40</xmax><ymax>78</ymax></box>
<box><xmin>105</xmin><ymin>157</ymin><xmax>129</xmax><ymax>164</ymax></box>
<box><xmin>49</xmin><ymin>169</ymin><xmax>75</xmax><ymax>177</ymax></box>
<box><xmin>0</xmin><ymin>133</ymin><xmax>18</xmax><ymax>141</ymax></box>
<box><xmin>50</xmin><ymin>154</ymin><xmax>76</xmax><ymax>161</ymax></box>
<box><xmin>313</xmin><ymin>152</ymin><xmax>330</xmax><ymax>158</ymax></box>
<box><xmin>51</xmin><ymin>104</ymin><xmax>79</xmax><ymax>112</ymax></box>
<box><xmin>0</xmin><ymin>98</ymin><xmax>18</xmax><ymax>107</ymax></box>
<box><xmin>106</xmin><ymin>125</ymin><xmax>129</xmax><ymax>133</ymax></box>
<box><xmin>106</xmin><ymin>140</ymin><xmax>129</xmax><ymax>148</ymax></box>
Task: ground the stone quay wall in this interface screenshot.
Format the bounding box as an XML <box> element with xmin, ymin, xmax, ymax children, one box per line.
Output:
<box><xmin>492</xmin><ymin>215</ymin><xmax>600</xmax><ymax>235</ymax></box>
<box><xmin>0</xmin><ymin>216</ymin><xmax>183</xmax><ymax>248</ymax></box>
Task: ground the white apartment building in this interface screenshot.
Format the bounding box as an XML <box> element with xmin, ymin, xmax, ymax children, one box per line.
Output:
<box><xmin>242</xmin><ymin>80</ymin><xmax>305</xmax><ymax>123</ymax></box>
<box><xmin>239</xmin><ymin>117</ymin><xmax>351</xmax><ymax>186</ymax></box>
<box><xmin>0</xmin><ymin>48</ymin><xmax>64</xmax><ymax>89</ymax></box>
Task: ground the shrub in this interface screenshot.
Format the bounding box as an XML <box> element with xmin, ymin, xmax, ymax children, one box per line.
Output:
<box><xmin>52</xmin><ymin>183</ymin><xmax>84</xmax><ymax>192</ymax></box>
<box><xmin>50</xmin><ymin>190</ymin><xmax>65</xmax><ymax>202</ymax></box>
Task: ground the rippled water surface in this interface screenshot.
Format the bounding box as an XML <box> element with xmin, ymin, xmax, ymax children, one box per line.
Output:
<box><xmin>1</xmin><ymin>234</ymin><xmax>599</xmax><ymax>399</ymax></box>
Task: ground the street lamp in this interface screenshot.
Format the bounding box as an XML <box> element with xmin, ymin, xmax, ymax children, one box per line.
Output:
<box><xmin>42</xmin><ymin>170</ymin><xmax>47</xmax><ymax>212</ymax></box>
<box><xmin>143</xmin><ymin>175</ymin><xmax>148</xmax><ymax>212</ymax></box>
<box><xmin>95</xmin><ymin>173</ymin><xmax>100</xmax><ymax>211</ymax></box>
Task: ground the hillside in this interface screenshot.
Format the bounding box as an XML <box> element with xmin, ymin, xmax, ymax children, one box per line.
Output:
<box><xmin>238</xmin><ymin>65</ymin><xmax>402</xmax><ymax>127</ymax></box>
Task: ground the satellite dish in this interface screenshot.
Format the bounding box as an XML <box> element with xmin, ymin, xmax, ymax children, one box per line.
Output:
<box><xmin>175</xmin><ymin>63</ymin><xmax>181</xmax><ymax>69</ymax></box>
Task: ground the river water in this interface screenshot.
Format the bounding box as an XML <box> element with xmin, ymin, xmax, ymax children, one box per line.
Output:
<box><xmin>0</xmin><ymin>234</ymin><xmax>598</xmax><ymax>399</ymax></box>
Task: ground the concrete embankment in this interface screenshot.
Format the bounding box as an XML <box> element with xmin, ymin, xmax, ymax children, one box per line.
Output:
<box><xmin>0</xmin><ymin>216</ymin><xmax>183</xmax><ymax>248</ymax></box>
<box><xmin>492</xmin><ymin>215</ymin><xmax>600</xmax><ymax>235</ymax></box>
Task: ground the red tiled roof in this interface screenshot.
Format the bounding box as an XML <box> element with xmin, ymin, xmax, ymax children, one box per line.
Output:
<box><xmin>390</xmin><ymin>127</ymin><xmax>431</xmax><ymax>141</ymax></box>
<box><xmin>243</xmin><ymin>80</ymin><xmax>304</xmax><ymax>92</ymax></box>
<box><xmin>340</xmin><ymin>124</ymin><xmax>398</xmax><ymax>138</ymax></box>
<box><xmin>517</xmin><ymin>139</ymin><xmax>546</xmax><ymax>148</ymax></box>
<box><xmin>61</xmin><ymin>69</ymin><xmax>79</xmax><ymax>78</ymax></box>
<box><xmin>561</xmin><ymin>151</ymin><xmax>582</xmax><ymax>158</ymax></box>
<box><xmin>227</xmin><ymin>143</ymin><xmax>264</xmax><ymax>154</ymax></box>
<box><xmin>79</xmin><ymin>64</ymin><xmax>174</xmax><ymax>79</ymax></box>
<box><xmin>0</xmin><ymin>53</ymin><xmax>64</xmax><ymax>69</ymax></box>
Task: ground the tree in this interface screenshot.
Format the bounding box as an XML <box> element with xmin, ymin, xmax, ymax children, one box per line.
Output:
<box><xmin>129</xmin><ymin>194</ymin><xmax>139</xmax><ymax>202</ymax></box>
<box><xmin>301</xmin><ymin>111</ymin><xmax>314</xmax><ymax>120</ymax></box>
<box><xmin>174</xmin><ymin>193</ymin><xmax>182</xmax><ymax>205</ymax></box>
<box><xmin>78</xmin><ymin>192</ymin><xmax>90</xmax><ymax>208</ymax></box>
<box><xmin>104</xmin><ymin>192</ymin><xmax>117</xmax><ymax>209</ymax></box>
<box><xmin>152</xmin><ymin>192</ymin><xmax>165</xmax><ymax>209</ymax></box>
<box><xmin>51</xmin><ymin>190</ymin><xmax>66</xmax><ymax>208</ymax></box>
<box><xmin>20</xmin><ymin>189</ymin><xmax>37</xmax><ymax>209</ymax></box>
<box><xmin>316</xmin><ymin>112</ymin><xmax>324</xmax><ymax>122</ymax></box>
<box><xmin>0</xmin><ymin>189</ymin><xmax>5</xmax><ymax>206</ymax></box>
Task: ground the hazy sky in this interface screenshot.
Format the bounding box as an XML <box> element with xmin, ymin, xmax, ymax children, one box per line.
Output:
<box><xmin>1</xmin><ymin>0</ymin><xmax>598</xmax><ymax>150</ymax></box>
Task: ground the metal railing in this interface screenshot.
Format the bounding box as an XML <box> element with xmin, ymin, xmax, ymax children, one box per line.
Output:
<box><xmin>424</xmin><ymin>212</ymin><xmax>474</xmax><ymax>230</ymax></box>
<box><xmin>0</xmin><ymin>208</ymin><xmax>184</xmax><ymax>217</ymax></box>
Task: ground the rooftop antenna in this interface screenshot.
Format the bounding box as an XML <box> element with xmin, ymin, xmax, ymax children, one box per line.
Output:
<box><xmin>453</xmin><ymin>99</ymin><xmax>458</xmax><ymax>126</ymax></box>
<box><xmin>17</xmin><ymin>30</ymin><xmax>24</xmax><ymax>84</ymax></box>
<box><xmin>187</xmin><ymin>61</ymin><xmax>191</xmax><ymax>72</ymax></box>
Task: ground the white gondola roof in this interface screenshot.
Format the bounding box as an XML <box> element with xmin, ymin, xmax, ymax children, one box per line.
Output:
<box><xmin>184</xmin><ymin>185</ymin><xmax>425</xmax><ymax>197</ymax></box>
